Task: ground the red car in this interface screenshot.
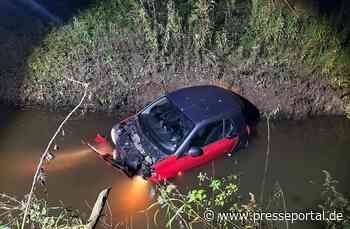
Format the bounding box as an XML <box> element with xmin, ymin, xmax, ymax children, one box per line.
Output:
<box><xmin>92</xmin><ymin>85</ymin><xmax>259</xmax><ymax>182</ymax></box>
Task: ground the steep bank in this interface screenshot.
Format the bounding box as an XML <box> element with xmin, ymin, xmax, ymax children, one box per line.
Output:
<box><xmin>2</xmin><ymin>61</ymin><xmax>343</xmax><ymax>119</ymax></box>
<box><xmin>0</xmin><ymin>0</ymin><xmax>347</xmax><ymax>118</ymax></box>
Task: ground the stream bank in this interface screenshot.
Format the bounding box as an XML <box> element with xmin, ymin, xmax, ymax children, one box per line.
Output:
<box><xmin>0</xmin><ymin>0</ymin><xmax>347</xmax><ymax>119</ymax></box>
<box><xmin>1</xmin><ymin>62</ymin><xmax>344</xmax><ymax>120</ymax></box>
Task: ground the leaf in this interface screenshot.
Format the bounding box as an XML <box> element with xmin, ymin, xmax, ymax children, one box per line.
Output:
<box><xmin>209</xmin><ymin>179</ymin><xmax>222</xmax><ymax>191</ymax></box>
<box><xmin>41</xmin><ymin>206</ymin><xmax>47</xmax><ymax>216</ymax></box>
<box><xmin>188</xmin><ymin>189</ymin><xmax>207</xmax><ymax>203</ymax></box>
<box><xmin>197</xmin><ymin>172</ymin><xmax>208</xmax><ymax>182</ymax></box>
<box><xmin>0</xmin><ymin>226</ymin><xmax>11</xmax><ymax>229</ymax></box>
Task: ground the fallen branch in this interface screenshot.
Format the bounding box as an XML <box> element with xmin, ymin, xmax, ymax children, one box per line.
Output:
<box><xmin>85</xmin><ymin>188</ymin><xmax>112</xmax><ymax>229</ymax></box>
<box><xmin>259</xmin><ymin>114</ymin><xmax>271</xmax><ymax>205</ymax></box>
<box><xmin>21</xmin><ymin>78</ymin><xmax>89</xmax><ymax>229</ymax></box>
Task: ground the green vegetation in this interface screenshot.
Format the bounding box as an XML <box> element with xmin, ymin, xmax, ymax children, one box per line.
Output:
<box><xmin>0</xmin><ymin>194</ymin><xmax>84</xmax><ymax>228</ymax></box>
<box><xmin>27</xmin><ymin>0</ymin><xmax>250</xmax><ymax>82</ymax></box>
<box><xmin>26</xmin><ymin>0</ymin><xmax>350</xmax><ymax>114</ymax></box>
<box><xmin>148</xmin><ymin>173</ymin><xmax>258</xmax><ymax>228</ymax></box>
<box><xmin>250</xmin><ymin>0</ymin><xmax>350</xmax><ymax>88</ymax></box>
<box><xmin>2</xmin><ymin>171</ymin><xmax>349</xmax><ymax>228</ymax></box>
<box><xmin>319</xmin><ymin>170</ymin><xmax>350</xmax><ymax>229</ymax></box>
<box><xmin>149</xmin><ymin>170</ymin><xmax>350</xmax><ymax>229</ymax></box>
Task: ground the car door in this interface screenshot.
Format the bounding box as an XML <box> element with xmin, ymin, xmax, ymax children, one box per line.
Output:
<box><xmin>196</xmin><ymin>119</ymin><xmax>238</xmax><ymax>162</ymax></box>
<box><xmin>152</xmin><ymin>119</ymin><xmax>238</xmax><ymax>180</ymax></box>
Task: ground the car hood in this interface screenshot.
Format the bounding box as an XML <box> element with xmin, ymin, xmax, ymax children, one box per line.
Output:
<box><xmin>111</xmin><ymin>116</ymin><xmax>166</xmax><ymax>176</ymax></box>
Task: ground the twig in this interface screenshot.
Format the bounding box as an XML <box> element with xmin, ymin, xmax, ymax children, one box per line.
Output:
<box><xmin>260</xmin><ymin>115</ymin><xmax>271</xmax><ymax>205</ymax></box>
<box><xmin>0</xmin><ymin>194</ymin><xmax>22</xmax><ymax>204</ymax></box>
<box><xmin>107</xmin><ymin>201</ymin><xmax>113</xmax><ymax>227</ymax></box>
<box><xmin>21</xmin><ymin>78</ymin><xmax>89</xmax><ymax>229</ymax></box>
<box><xmin>63</xmin><ymin>76</ymin><xmax>88</xmax><ymax>87</ymax></box>
<box><xmin>282</xmin><ymin>0</ymin><xmax>298</xmax><ymax>17</ymax></box>
<box><xmin>278</xmin><ymin>183</ymin><xmax>289</xmax><ymax>229</ymax></box>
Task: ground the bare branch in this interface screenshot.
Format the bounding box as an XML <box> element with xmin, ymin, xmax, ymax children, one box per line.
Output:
<box><xmin>21</xmin><ymin>79</ymin><xmax>89</xmax><ymax>229</ymax></box>
<box><xmin>260</xmin><ymin>114</ymin><xmax>271</xmax><ymax>205</ymax></box>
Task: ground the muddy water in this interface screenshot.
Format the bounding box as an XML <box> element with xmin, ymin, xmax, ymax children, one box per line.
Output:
<box><xmin>0</xmin><ymin>108</ymin><xmax>349</xmax><ymax>228</ymax></box>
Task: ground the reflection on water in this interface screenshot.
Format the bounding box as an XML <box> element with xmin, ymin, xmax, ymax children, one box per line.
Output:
<box><xmin>0</xmin><ymin>109</ymin><xmax>349</xmax><ymax>229</ymax></box>
<box><xmin>110</xmin><ymin>176</ymin><xmax>151</xmax><ymax>214</ymax></box>
<box><xmin>45</xmin><ymin>147</ymin><xmax>92</xmax><ymax>172</ymax></box>
<box><xmin>7</xmin><ymin>147</ymin><xmax>93</xmax><ymax>175</ymax></box>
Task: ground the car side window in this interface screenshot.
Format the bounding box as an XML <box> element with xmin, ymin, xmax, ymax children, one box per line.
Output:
<box><xmin>190</xmin><ymin>120</ymin><xmax>224</xmax><ymax>147</ymax></box>
<box><xmin>224</xmin><ymin>119</ymin><xmax>238</xmax><ymax>137</ymax></box>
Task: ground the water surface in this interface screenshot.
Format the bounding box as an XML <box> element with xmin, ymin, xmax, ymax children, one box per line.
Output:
<box><xmin>0</xmin><ymin>108</ymin><xmax>349</xmax><ymax>228</ymax></box>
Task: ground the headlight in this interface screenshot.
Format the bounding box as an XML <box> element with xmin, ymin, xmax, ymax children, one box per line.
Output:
<box><xmin>111</xmin><ymin>127</ymin><xmax>118</xmax><ymax>145</ymax></box>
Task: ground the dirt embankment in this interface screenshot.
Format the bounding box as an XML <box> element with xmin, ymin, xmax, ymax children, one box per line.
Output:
<box><xmin>0</xmin><ymin>61</ymin><xmax>344</xmax><ymax>119</ymax></box>
<box><xmin>132</xmin><ymin>64</ymin><xmax>344</xmax><ymax>119</ymax></box>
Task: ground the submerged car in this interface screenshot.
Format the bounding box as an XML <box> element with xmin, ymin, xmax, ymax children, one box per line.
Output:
<box><xmin>92</xmin><ymin>85</ymin><xmax>259</xmax><ymax>182</ymax></box>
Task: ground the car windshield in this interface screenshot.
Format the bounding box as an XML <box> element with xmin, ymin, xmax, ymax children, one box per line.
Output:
<box><xmin>139</xmin><ymin>97</ymin><xmax>194</xmax><ymax>154</ymax></box>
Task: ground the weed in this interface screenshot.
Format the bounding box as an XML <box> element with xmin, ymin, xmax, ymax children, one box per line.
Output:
<box><xmin>0</xmin><ymin>194</ymin><xmax>84</xmax><ymax>229</ymax></box>
<box><xmin>23</xmin><ymin>0</ymin><xmax>350</xmax><ymax>116</ymax></box>
<box><xmin>319</xmin><ymin>170</ymin><xmax>350</xmax><ymax>228</ymax></box>
<box><xmin>148</xmin><ymin>173</ymin><xmax>258</xmax><ymax>229</ymax></box>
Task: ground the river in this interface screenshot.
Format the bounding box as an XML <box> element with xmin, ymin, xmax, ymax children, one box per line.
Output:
<box><xmin>0</xmin><ymin>107</ymin><xmax>349</xmax><ymax>228</ymax></box>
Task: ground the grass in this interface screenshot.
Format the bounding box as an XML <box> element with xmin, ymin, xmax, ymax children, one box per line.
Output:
<box><xmin>147</xmin><ymin>171</ymin><xmax>350</xmax><ymax>229</ymax></box>
<box><xmin>248</xmin><ymin>0</ymin><xmax>350</xmax><ymax>114</ymax></box>
<box><xmin>148</xmin><ymin>173</ymin><xmax>259</xmax><ymax>229</ymax></box>
<box><xmin>319</xmin><ymin>171</ymin><xmax>350</xmax><ymax>229</ymax></box>
<box><xmin>250</xmin><ymin>0</ymin><xmax>350</xmax><ymax>90</ymax></box>
<box><xmin>26</xmin><ymin>0</ymin><xmax>251</xmax><ymax>82</ymax></box>
<box><xmin>0</xmin><ymin>194</ymin><xmax>84</xmax><ymax>229</ymax></box>
<box><xmin>24</xmin><ymin>0</ymin><xmax>350</xmax><ymax>114</ymax></box>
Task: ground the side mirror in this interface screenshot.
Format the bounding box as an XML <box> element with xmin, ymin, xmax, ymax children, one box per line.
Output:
<box><xmin>188</xmin><ymin>147</ymin><xmax>203</xmax><ymax>157</ymax></box>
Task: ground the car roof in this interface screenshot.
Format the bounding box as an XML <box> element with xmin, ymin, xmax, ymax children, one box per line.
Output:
<box><xmin>166</xmin><ymin>85</ymin><xmax>244</xmax><ymax>124</ymax></box>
